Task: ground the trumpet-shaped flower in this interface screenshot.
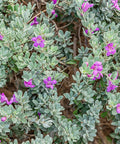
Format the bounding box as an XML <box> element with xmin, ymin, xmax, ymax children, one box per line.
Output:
<box><xmin>90</xmin><ymin>61</ymin><xmax>103</xmax><ymax>80</ymax></box>
<box><xmin>9</xmin><ymin>94</ymin><xmax>18</xmax><ymax>105</ymax></box>
<box><xmin>0</xmin><ymin>93</ymin><xmax>9</xmax><ymax>104</ymax></box>
<box><xmin>1</xmin><ymin>117</ymin><xmax>7</xmax><ymax>122</ymax></box>
<box><xmin>32</xmin><ymin>35</ymin><xmax>45</xmax><ymax>48</ymax></box>
<box><xmin>116</xmin><ymin>103</ymin><xmax>120</xmax><ymax>113</ymax></box>
<box><xmin>24</xmin><ymin>79</ymin><xmax>35</xmax><ymax>88</ymax></box>
<box><xmin>81</xmin><ymin>2</ymin><xmax>94</xmax><ymax>13</ymax></box>
<box><xmin>31</xmin><ymin>17</ymin><xmax>39</xmax><ymax>26</ymax></box>
<box><xmin>52</xmin><ymin>0</ymin><xmax>57</xmax><ymax>4</ymax></box>
<box><xmin>43</xmin><ymin>77</ymin><xmax>57</xmax><ymax>89</ymax></box>
<box><xmin>105</xmin><ymin>43</ymin><xmax>116</xmax><ymax>56</ymax></box>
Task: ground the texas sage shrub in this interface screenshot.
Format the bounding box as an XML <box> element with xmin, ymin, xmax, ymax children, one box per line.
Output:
<box><xmin>0</xmin><ymin>0</ymin><xmax>120</xmax><ymax>143</ymax></box>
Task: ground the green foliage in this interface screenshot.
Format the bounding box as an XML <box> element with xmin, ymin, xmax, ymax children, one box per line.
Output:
<box><xmin>0</xmin><ymin>0</ymin><xmax>120</xmax><ymax>143</ymax></box>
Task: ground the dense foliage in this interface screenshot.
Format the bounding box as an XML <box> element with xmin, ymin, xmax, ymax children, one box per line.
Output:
<box><xmin>0</xmin><ymin>0</ymin><xmax>120</xmax><ymax>143</ymax></box>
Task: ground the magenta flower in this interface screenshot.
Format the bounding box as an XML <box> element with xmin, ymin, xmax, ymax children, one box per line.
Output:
<box><xmin>105</xmin><ymin>43</ymin><xmax>116</xmax><ymax>56</ymax></box>
<box><xmin>90</xmin><ymin>61</ymin><xmax>103</xmax><ymax>80</ymax></box>
<box><xmin>51</xmin><ymin>10</ymin><xmax>58</xmax><ymax>17</ymax></box>
<box><xmin>43</xmin><ymin>77</ymin><xmax>57</xmax><ymax>89</ymax></box>
<box><xmin>0</xmin><ymin>34</ymin><xmax>3</xmax><ymax>40</ymax></box>
<box><xmin>107</xmin><ymin>80</ymin><xmax>118</xmax><ymax>92</ymax></box>
<box><xmin>0</xmin><ymin>93</ymin><xmax>9</xmax><ymax>104</ymax></box>
<box><xmin>9</xmin><ymin>94</ymin><xmax>18</xmax><ymax>105</ymax></box>
<box><xmin>111</xmin><ymin>0</ymin><xmax>120</xmax><ymax>10</ymax></box>
<box><xmin>31</xmin><ymin>17</ymin><xmax>39</xmax><ymax>26</ymax></box>
<box><xmin>81</xmin><ymin>2</ymin><xmax>94</xmax><ymax>13</ymax></box>
<box><xmin>52</xmin><ymin>0</ymin><xmax>57</xmax><ymax>4</ymax></box>
<box><xmin>24</xmin><ymin>79</ymin><xmax>35</xmax><ymax>88</ymax></box>
<box><xmin>85</xmin><ymin>27</ymin><xmax>99</xmax><ymax>34</ymax></box>
<box><xmin>108</xmin><ymin>72</ymin><xmax>118</xmax><ymax>80</ymax></box>
<box><xmin>107</xmin><ymin>72</ymin><xmax>118</xmax><ymax>92</ymax></box>
<box><xmin>0</xmin><ymin>93</ymin><xmax>18</xmax><ymax>105</ymax></box>
<box><xmin>52</xmin><ymin>10</ymin><xmax>55</xmax><ymax>15</ymax></box>
<box><xmin>116</xmin><ymin>103</ymin><xmax>120</xmax><ymax>113</ymax></box>
<box><xmin>1</xmin><ymin>117</ymin><xmax>7</xmax><ymax>122</ymax></box>
<box><xmin>32</xmin><ymin>35</ymin><xmax>45</xmax><ymax>48</ymax></box>
<box><xmin>38</xmin><ymin>112</ymin><xmax>41</xmax><ymax>118</ymax></box>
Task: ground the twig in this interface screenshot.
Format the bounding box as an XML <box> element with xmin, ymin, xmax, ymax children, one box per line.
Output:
<box><xmin>27</xmin><ymin>9</ymin><xmax>46</xmax><ymax>24</ymax></box>
<box><xmin>58</xmin><ymin>18</ymin><xmax>75</xmax><ymax>29</ymax></box>
<box><xmin>78</xmin><ymin>23</ymin><xmax>82</xmax><ymax>48</ymax></box>
<box><xmin>73</xmin><ymin>35</ymin><xmax>77</xmax><ymax>75</ymax></box>
<box><xmin>22</xmin><ymin>0</ymin><xmax>27</xmax><ymax>5</ymax></box>
<box><xmin>73</xmin><ymin>36</ymin><xmax>77</xmax><ymax>57</ymax></box>
<box><xmin>51</xmin><ymin>20</ymin><xmax>59</xmax><ymax>32</ymax></box>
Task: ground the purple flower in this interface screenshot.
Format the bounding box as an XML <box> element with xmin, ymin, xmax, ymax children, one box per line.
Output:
<box><xmin>24</xmin><ymin>79</ymin><xmax>35</xmax><ymax>88</ymax></box>
<box><xmin>1</xmin><ymin>117</ymin><xmax>7</xmax><ymax>122</ymax></box>
<box><xmin>85</xmin><ymin>27</ymin><xmax>99</xmax><ymax>34</ymax></box>
<box><xmin>0</xmin><ymin>34</ymin><xmax>3</xmax><ymax>40</ymax></box>
<box><xmin>38</xmin><ymin>112</ymin><xmax>41</xmax><ymax>118</ymax></box>
<box><xmin>9</xmin><ymin>94</ymin><xmax>18</xmax><ymax>105</ymax></box>
<box><xmin>116</xmin><ymin>103</ymin><xmax>120</xmax><ymax>113</ymax></box>
<box><xmin>31</xmin><ymin>17</ymin><xmax>39</xmax><ymax>26</ymax></box>
<box><xmin>107</xmin><ymin>72</ymin><xmax>118</xmax><ymax>92</ymax></box>
<box><xmin>52</xmin><ymin>10</ymin><xmax>55</xmax><ymax>15</ymax></box>
<box><xmin>0</xmin><ymin>93</ymin><xmax>18</xmax><ymax>105</ymax></box>
<box><xmin>107</xmin><ymin>80</ymin><xmax>118</xmax><ymax>92</ymax></box>
<box><xmin>111</xmin><ymin>0</ymin><xmax>120</xmax><ymax>10</ymax></box>
<box><xmin>0</xmin><ymin>93</ymin><xmax>9</xmax><ymax>104</ymax></box>
<box><xmin>32</xmin><ymin>35</ymin><xmax>45</xmax><ymax>48</ymax></box>
<box><xmin>90</xmin><ymin>61</ymin><xmax>103</xmax><ymax>80</ymax></box>
<box><xmin>92</xmin><ymin>27</ymin><xmax>100</xmax><ymax>33</ymax></box>
<box><xmin>52</xmin><ymin>0</ymin><xmax>57</xmax><ymax>4</ymax></box>
<box><xmin>51</xmin><ymin>10</ymin><xmax>58</xmax><ymax>17</ymax></box>
<box><xmin>105</xmin><ymin>43</ymin><xmax>116</xmax><ymax>56</ymax></box>
<box><xmin>43</xmin><ymin>77</ymin><xmax>57</xmax><ymax>89</ymax></box>
<box><xmin>81</xmin><ymin>2</ymin><xmax>94</xmax><ymax>13</ymax></box>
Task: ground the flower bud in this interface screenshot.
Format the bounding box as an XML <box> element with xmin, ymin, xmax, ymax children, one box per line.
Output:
<box><xmin>1</xmin><ymin>117</ymin><xmax>7</xmax><ymax>122</ymax></box>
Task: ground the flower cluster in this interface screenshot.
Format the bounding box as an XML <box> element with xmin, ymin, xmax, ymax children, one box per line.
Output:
<box><xmin>86</xmin><ymin>61</ymin><xmax>103</xmax><ymax>80</ymax></box>
<box><xmin>90</xmin><ymin>61</ymin><xmax>103</xmax><ymax>80</ymax></box>
<box><xmin>0</xmin><ymin>93</ymin><xmax>18</xmax><ymax>105</ymax></box>
<box><xmin>24</xmin><ymin>78</ymin><xmax>57</xmax><ymax>89</ymax></box>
